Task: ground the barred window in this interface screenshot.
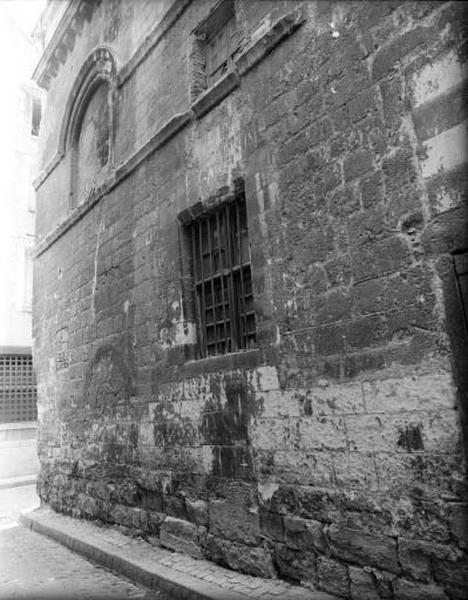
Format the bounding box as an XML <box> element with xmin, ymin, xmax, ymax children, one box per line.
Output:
<box><xmin>0</xmin><ymin>354</ymin><xmax>37</xmax><ymax>423</ymax></box>
<box><xmin>186</xmin><ymin>196</ymin><xmax>256</xmax><ymax>357</ymax></box>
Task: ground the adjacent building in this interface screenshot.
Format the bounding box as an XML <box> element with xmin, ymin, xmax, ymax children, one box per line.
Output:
<box><xmin>0</xmin><ymin>3</ymin><xmax>42</xmax><ymax>478</ymax></box>
<box><xmin>32</xmin><ymin>1</ymin><xmax>468</xmax><ymax>597</ymax></box>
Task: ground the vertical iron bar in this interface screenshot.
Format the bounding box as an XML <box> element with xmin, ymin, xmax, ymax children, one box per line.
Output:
<box><xmin>236</xmin><ymin>202</ymin><xmax>246</xmax><ymax>348</ymax></box>
<box><xmin>225</xmin><ymin>203</ymin><xmax>238</xmax><ymax>351</ymax></box>
<box><xmin>191</xmin><ymin>222</ymin><xmax>202</xmax><ymax>355</ymax></box>
<box><xmin>198</xmin><ymin>221</ymin><xmax>207</xmax><ymax>357</ymax></box>
<box><xmin>12</xmin><ymin>357</ymin><xmax>15</xmax><ymax>420</ymax></box>
<box><xmin>207</xmin><ymin>215</ymin><xmax>217</xmax><ymax>354</ymax></box>
<box><xmin>216</xmin><ymin>210</ymin><xmax>228</xmax><ymax>352</ymax></box>
<box><xmin>11</xmin><ymin>357</ymin><xmax>14</xmax><ymax>420</ymax></box>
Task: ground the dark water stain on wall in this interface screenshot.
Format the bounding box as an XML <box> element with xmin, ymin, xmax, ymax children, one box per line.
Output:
<box><xmin>152</xmin><ymin>400</ymin><xmax>198</xmax><ymax>446</ymax></box>
<box><xmin>201</xmin><ymin>374</ymin><xmax>258</xmax><ymax>479</ymax></box>
<box><xmin>84</xmin><ymin>344</ymin><xmax>134</xmax><ymax>415</ymax></box>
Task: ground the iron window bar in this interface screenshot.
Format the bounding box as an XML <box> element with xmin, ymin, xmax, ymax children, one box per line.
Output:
<box><xmin>188</xmin><ymin>197</ymin><xmax>256</xmax><ymax>358</ymax></box>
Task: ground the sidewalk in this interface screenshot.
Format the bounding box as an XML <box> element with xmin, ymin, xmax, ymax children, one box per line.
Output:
<box><xmin>21</xmin><ymin>508</ymin><xmax>339</xmax><ymax>600</ymax></box>
<box><xmin>0</xmin><ymin>482</ymin><xmax>39</xmax><ymax>530</ymax></box>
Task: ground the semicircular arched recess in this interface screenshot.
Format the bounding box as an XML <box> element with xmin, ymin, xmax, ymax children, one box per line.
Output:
<box><xmin>59</xmin><ymin>46</ymin><xmax>117</xmax><ymax>208</ymax></box>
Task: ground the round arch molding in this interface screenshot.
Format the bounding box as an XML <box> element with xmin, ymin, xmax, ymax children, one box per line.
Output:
<box><xmin>59</xmin><ymin>46</ymin><xmax>117</xmax><ymax>208</ymax></box>
<box><xmin>60</xmin><ymin>46</ymin><xmax>117</xmax><ymax>154</ymax></box>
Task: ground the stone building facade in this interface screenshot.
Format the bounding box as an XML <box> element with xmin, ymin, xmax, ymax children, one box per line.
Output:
<box><xmin>33</xmin><ymin>1</ymin><xmax>468</xmax><ymax>598</ymax></box>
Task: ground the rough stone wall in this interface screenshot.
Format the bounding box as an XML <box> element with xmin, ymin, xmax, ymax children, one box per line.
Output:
<box><xmin>34</xmin><ymin>1</ymin><xmax>468</xmax><ymax>598</ymax></box>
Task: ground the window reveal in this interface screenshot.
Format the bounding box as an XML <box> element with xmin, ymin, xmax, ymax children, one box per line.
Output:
<box><xmin>454</xmin><ymin>251</ymin><xmax>468</xmax><ymax>341</ymax></box>
<box><xmin>31</xmin><ymin>96</ymin><xmax>42</xmax><ymax>137</ymax></box>
<box><xmin>187</xmin><ymin>198</ymin><xmax>256</xmax><ymax>357</ymax></box>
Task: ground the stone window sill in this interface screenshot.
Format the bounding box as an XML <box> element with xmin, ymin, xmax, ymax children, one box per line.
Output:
<box><xmin>191</xmin><ymin>70</ymin><xmax>240</xmax><ymax>119</ymax></box>
<box><xmin>179</xmin><ymin>348</ymin><xmax>263</xmax><ymax>378</ymax></box>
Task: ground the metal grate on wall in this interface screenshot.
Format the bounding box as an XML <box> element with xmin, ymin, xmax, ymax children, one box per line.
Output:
<box><xmin>0</xmin><ymin>354</ymin><xmax>37</xmax><ymax>423</ymax></box>
<box><xmin>188</xmin><ymin>197</ymin><xmax>256</xmax><ymax>357</ymax></box>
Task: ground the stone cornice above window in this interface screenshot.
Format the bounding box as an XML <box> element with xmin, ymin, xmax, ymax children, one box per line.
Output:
<box><xmin>189</xmin><ymin>6</ymin><xmax>307</xmax><ymax>116</ymax></box>
<box><xmin>33</xmin><ymin>0</ymin><xmax>99</xmax><ymax>91</ymax></box>
<box><xmin>235</xmin><ymin>6</ymin><xmax>307</xmax><ymax>77</ymax></box>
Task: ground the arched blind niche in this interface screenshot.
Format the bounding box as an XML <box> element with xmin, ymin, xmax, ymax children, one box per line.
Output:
<box><xmin>72</xmin><ymin>81</ymin><xmax>110</xmax><ymax>204</ymax></box>
<box><xmin>60</xmin><ymin>47</ymin><xmax>116</xmax><ymax>209</ymax></box>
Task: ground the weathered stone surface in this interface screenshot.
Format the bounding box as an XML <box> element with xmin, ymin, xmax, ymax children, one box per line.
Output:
<box><xmin>449</xmin><ymin>503</ymin><xmax>468</xmax><ymax>549</ymax></box>
<box><xmin>185</xmin><ymin>499</ymin><xmax>208</xmax><ymax>527</ymax></box>
<box><xmin>259</xmin><ymin>508</ymin><xmax>284</xmax><ymax>541</ymax></box>
<box><xmin>139</xmin><ymin>488</ymin><xmax>164</xmax><ymax>512</ymax></box>
<box><xmin>284</xmin><ymin>515</ymin><xmax>327</xmax><ymax>553</ymax></box>
<box><xmin>208</xmin><ymin>499</ymin><xmax>260</xmax><ymax>545</ymax></box>
<box><xmin>205</xmin><ymin>534</ymin><xmax>276</xmax><ymax>579</ymax></box>
<box><xmin>115</xmin><ymin>504</ymin><xmax>149</xmax><ymax>531</ymax></box>
<box><xmin>362</xmin><ymin>373</ymin><xmax>456</xmax><ymax>414</ymax></box>
<box><xmin>76</xmin><ymin>493</ymin><xmax>100</xmax><ymax>518</ymax></box>
<box><xmin>33</xmin><ymin>1</ymin><xmax>468</xmax><ymax>597</ymax></box>
<box><xmin>393</xmin><ymin>578</ymin><xmax>449</xmax><ymax>600</ymax></box>
<box><xmin>328</xmin><ymin>525</ymin><xmax>399</xmax><ymax>573</ymax></box>
<box><xmin>274</xmin><ymin>543</ymin><xmax>316</xmax><ymax>585</ymax></box>
<box><xmin>372</xmin><ymin>26</ymin><xmax>435</xmax><ymax>81</ymax></box>
<box><xmin>344</xmin><ymin>150</ymin><xmax>374</xmax><ymax>182</ymax></box>
<box><xmin>433</xmin><ymin>557</ymin><xmax>468</xmax><ymax>596</ymax></box>
<box><xmin>147</xmin><ymin>510</ymin><xmax>165</xmax><ymax>536</ymax></box>
<box><xmin>316</xmin><ymin>557</ymin><xmax>349</xmax><ymax>598</ymax></box>
<box><xmin>398</xmin><ymin>538</ymin><xmax>432</xmax><ymax>582</ymax></box>
<box><xmin>297</xmin><ymin>383</ymin><xmax>365</xmax><ymax>417</ymax></box>
<box><xmin>349</xmin><ymin>566</ymin><xmax>379</xmax><ymax>600</ymax></box>
<box><xmin>399</xmin><ymin>537</ymin><xmax>462</xmax><ymax>582</ymax></box>
<box><xmin>159</xmin><ymin>516</ymin><xmax>202</xmax><ymax>559</ymax></box>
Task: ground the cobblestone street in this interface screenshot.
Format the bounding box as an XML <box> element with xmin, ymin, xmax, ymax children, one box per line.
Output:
<box><xmin>0</xmin><ymin>486</ymin><xmax>170</xmax><ymax>600</ymax></box>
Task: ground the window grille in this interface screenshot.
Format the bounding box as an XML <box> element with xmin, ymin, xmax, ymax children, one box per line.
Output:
<box><xmin>187</xmin><ymin>197</ymin><xmax>256</xmax><ymax>357</ymax></box>
<box><xmin>454</xmin><ymin>251</ymin><xmax>468</xmax><ymax>341</ymax></box>
<box><xmin>0</xmin><ymin>354</ymin><xmax>37</xmax><ymax>423</ymax></box>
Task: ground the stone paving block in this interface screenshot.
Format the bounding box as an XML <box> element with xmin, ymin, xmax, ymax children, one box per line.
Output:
<box><xmin>20</xmin><ymin>508</ymin><xmax>338</xmax><ymax>600</ymax></box>
<box><xmin>0</xmin><ymin>525</ymin><xmax>160</xmax><ymax>599</ymax></box>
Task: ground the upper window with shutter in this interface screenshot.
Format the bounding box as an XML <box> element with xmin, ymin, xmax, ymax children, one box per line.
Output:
<box><xmin>205</xmin><ymin>2</ymin><xmax>240</xmax><ymax>86</ymax></box>
<box><xmin>191</xmin><ymin>0</ymin><xmax>242</xmax><ymax>98</ymax></box>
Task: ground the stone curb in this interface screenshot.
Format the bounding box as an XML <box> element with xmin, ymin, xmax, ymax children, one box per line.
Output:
<box><xmin>20</xmin><ymin>508</ymin><xmax>335</xmax><ymax>600</ymax></box>
<box><xmin>20</xmin><ymin>509</ymin><xmax>235</xmax><ymax>600</ymax></box>
<box><xmin>0</xmin><ymin>474</ymin><xmax>37</xmax><ymax>490</ymax></box>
